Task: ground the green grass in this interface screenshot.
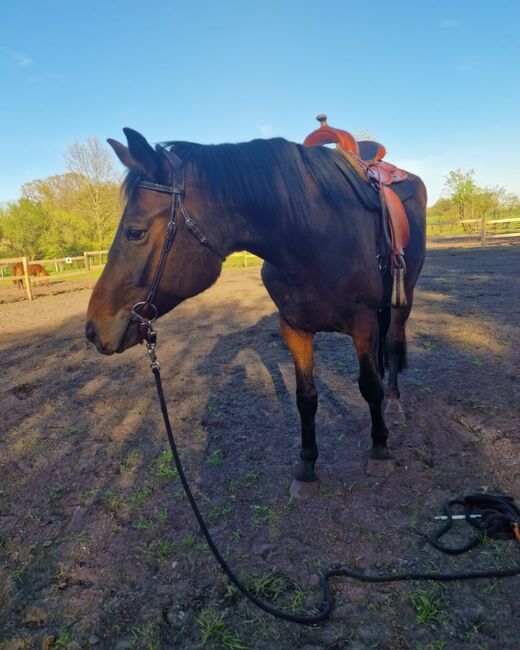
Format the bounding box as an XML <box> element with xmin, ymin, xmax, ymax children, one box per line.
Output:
<box><xmin>129</xmin><ymin>485</ymin><xmax>154</xmax><ymax>508</ymax></box>
<box><xmin>197</xmin><ymin>609</ymin><xmax>248</xmax><ymax>650</ymax></box>
<box><xmin>150</xmin><ymin>450</ymin><xmax>179</xmax><ymax>480</ymax></box>
<box><xmin>206</xmin><ymin>449</ymin><xmax>223</xmax><ymax>466</ymax></box>
<box><xmin>408</xmin><ymin>585</ymin><xmax>448</xmax><ymax>626</ymax></box>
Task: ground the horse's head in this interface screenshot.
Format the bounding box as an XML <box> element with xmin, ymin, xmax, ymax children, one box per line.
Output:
<box><xmin>85</xmin><ymin>128</ymin><xmax>224</xmax><ymax>355</ymax></box>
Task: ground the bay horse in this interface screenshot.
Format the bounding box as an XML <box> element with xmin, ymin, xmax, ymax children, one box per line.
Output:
<box><xmin>86</xmin><ymin>128</ymin><xmax>426</xmax><ymax>494</ymax></box>
<box><xmin>12</xmin><ymin>262</ymin><xmax>49</xmax><ymax>288</ymax></box>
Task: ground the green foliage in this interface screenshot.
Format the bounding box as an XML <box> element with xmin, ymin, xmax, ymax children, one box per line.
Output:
<box><xmin>444</xmin><ymin>168</ymin><xmax>477</xmax><ymax>218</ymax></box>
<box><xmin>0</xmin><ymin>199</ymin><xmax>52</xmax><ymax>258</ymax></box>
<box><xmin>428</xmin><ymin>168</ymin><xmax>520</xmax><ymax>236</ymax></box>
<box><xmin>0</xmin><ymin>137</ymin><xmax>122</xmax><ymax>258</ymax></box>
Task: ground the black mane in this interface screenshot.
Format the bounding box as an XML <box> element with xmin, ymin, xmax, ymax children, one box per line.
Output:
<box><xmin>124</xmin><ymin>138</ymin><xmax>376</xmax><ymax>227</ymax></box>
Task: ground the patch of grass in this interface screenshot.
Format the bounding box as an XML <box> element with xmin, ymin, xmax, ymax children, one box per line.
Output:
<box><xmin>180</xmin><ymin>531</ymin><xmax>196</xmax><ymax>550</ymax></box>
<box><xmin>207</xmin><ymin>502</ymin><xmax>233</xmax><ymax>525</ymax></box>
<box><xmin>250</xmin><ymin>504</ymin><xmax>279</xmax><ymax>531</ymax></box>
<box><xmin>48</xmin><ymin>483</ymin><xmax>65</xmax><ymax>503</ymax></box>
<box><xmin>129</xmin><ymin>485</ymin><xmax>153</xmax><ymax>508</ymax></box>
<box><xmin>103</xmin><ymin>489</ymin><xmax>122</xmax><ymax>511</ymax></box>
<box><xmin>418</xmin><ymin>336</ymin><xmax>436</xmax><ymax>350</ymax></box>
<box><xmin>134</xmin><ymin>516</ymin><xmax>154</xmax><ymax>532</ymax></box>
<box><xmin>64</xmin><ymin>423</ymin><xmax>86</xmax><ymax>436</ymax></box>
<box><xmin>409</xmin><ymin>585</ymin><xmax>448</xmax><ymax>626</ymax></box>
<box><xmin>247</xmin><ymin>572</ymin><xmax>288</xmax><ymax>600</ymax></box>
<box><xmin>481</xmin><ymin>580</ymin><xmax>497</xmax><ymax>595</ymax></box>
<box><xmin>415</xmin><ymin>641</ymin><xmax>446</xmax><ymax>650</ymax></box>
<box><xmin>197</xmin><ymin>608</ymin><xmax>248</xmax><ymax>650</ymax></box>
<box><xmin>157</xmin><ymin>508</ymin><xmax>168</xmax><ymax>524</ymax></box>
<box><xmin>54</xmin><ymin>632</ymin><xmax>72</xmax><ymax>648</ymax></box>
<box><xmin>207</xmin><ymin>449</ymin><xmax>223</xmax><ymax>466</ymax></box>
<box><xmin>150</xmin><ymin>451</ymin><xmax>178</xmax><ymax>480</ymax></box>
<box><xmin>290</xmin><ymin>585</ymin><xmax>308</xmax><ymax>613</ymax></box>
<box><xmin>120</xmin><ymin>449</ymin><xmax>142</xmax><ymax>474</ymax></box>
<box><xmin>141</xmin><ymin>538</ymin><xmax>174</xmax><ymax>564</ymax></box>
<box><xmin>480</xmin><ymin>536</ymin><xmax>515</xmax><ymax>569</ymax></box>
<box><xmin>226</xmin><ymin>469</ymin><xmax>261</xmax><ymax>495</ymax></box>
<box><xmin>131</xmin><ymin>622</ymin><xmax>161</xmax><ymax>649</ymax></box>
<box><xmin>78</xmin><ymin>488</ymin><xmax>97</xmax><ymax>503</ymax></box>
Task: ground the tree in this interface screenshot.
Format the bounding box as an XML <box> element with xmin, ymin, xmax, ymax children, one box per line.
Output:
<box><xmin>64</xmin><ymin>137</ymin><xmax>122</xmax><ymax>249</ymax></box>
<box><xmin>443</xmin><ymin>169</ymin><xmax>477</xmax><ymax>221</ymax></box>
<box><xmin>0</xmin><ymin>199</ymin><xmax>51</xmax><ymax>259</ymax></box>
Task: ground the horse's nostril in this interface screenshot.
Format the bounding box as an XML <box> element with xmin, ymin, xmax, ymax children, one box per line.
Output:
<box><xmin>85</xmin><ymin>320</ymin><xmax>97</xmax><ymax>344</ymax></box>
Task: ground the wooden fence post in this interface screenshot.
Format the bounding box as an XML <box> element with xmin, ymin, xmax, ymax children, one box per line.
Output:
<box><xmin>22</xmin><ymin>256</ymin><xmax>34</xmax><ymax>301</ymax></box>
<box><xmin>84</xmin><ymin>252</ymin><xmax>89</xmax><ymax>273</ymax></box>
<box><xmin>243</xmin><ymin>251</ymin><xmax>248</xmax><ymax>268</ymax></box>
<box><xmin>481</xmin><ymin>213</ymin><xmax>487</xmax><ymax>247</ymax></box>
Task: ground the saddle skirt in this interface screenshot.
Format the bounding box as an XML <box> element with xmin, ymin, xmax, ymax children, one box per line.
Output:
<box><xmin>303</xmin><ymin>115</ymin><xmax>410</xmax><ymax>307</ymax></box>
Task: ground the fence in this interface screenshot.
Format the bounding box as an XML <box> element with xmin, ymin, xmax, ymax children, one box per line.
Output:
<box><xmin>0</xmin><ymin>250</ymin><xmax>109</xmax><ymax>301</ymax></box>
<box><xmin>427</xmin><ymin>213</ymin><xmax>520</xmax><ymax>246</ymax></box>
<box><xmin>0</xmin><ymin>250</ymin><xmax>260</xmax><ymax>302</ymax></box>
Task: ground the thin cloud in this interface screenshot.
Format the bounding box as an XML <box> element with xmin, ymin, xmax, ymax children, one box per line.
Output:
<box><xmin>5</xmin><ymin>48</ymin><xmax>33</xmax><ymax>67</ymax></box>
<box><xmin>440</xmin><ymin>19</ymin><xmax>458</xmax><ymax>29</ymax></box>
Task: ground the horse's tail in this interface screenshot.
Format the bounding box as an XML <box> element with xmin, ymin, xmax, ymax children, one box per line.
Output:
<box><xmin>377</xmin><ymin>305</ymin><xmax>390</xmax><ymax>378</ymax></box>
<box><xmin>384</xmin><ymin>335</ymin><xmax>408</xmax><ymax>372</ymax></box>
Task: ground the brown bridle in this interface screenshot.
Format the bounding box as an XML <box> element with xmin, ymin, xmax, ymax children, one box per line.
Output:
<box><xmin>131</xmin><ymin>146</ymin><xmax>225</xmax><ymax>346</ymax></box>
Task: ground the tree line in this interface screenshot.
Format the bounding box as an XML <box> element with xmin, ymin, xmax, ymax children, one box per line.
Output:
<box><xmin>0</xmin><ymin>137</ymin><xmax>123</xmax><ymax>259</ymax></box>
<box><xmin>428</xmin><ymin>169</ymin><xmax>520</xmax><ymax>227</ymax></box>
<box><xmin>1</xmin><ymin>141</ymin><xmax>519</xmax><ymax>260</ymax></box>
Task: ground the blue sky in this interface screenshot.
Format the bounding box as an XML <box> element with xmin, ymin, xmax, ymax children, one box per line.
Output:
<box><xmin>1</xmin><ymin>0</ymin><xmax>519</xmax><ymax>205</ymax></box>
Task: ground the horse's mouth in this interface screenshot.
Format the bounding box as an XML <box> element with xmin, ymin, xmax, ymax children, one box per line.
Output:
<box><xmin>114</xmin><ymin>317</ymin><xmax>141</xmax><ymax>354</ymax></box>
<box><xmin>87</xmin><ymin>314</ymin><xmax>140</xmax><ymax>355</ymax></box>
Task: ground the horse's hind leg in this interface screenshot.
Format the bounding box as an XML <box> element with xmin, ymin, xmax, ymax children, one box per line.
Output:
<box><xmin>352</xmin><ymin>310</ymin><xmax>394</xmax><ymax>473</ymax></box>
<box><xmin>279</xmin><ymin>317</ymin><xmax>319</xmax><ymax>498</ymax></box>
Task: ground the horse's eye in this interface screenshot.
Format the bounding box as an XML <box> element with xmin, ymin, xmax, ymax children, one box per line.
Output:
<box><xmin>126</xmin><ymin>227</ymin><xmax>147</xmax><ymax>241</ymax></box>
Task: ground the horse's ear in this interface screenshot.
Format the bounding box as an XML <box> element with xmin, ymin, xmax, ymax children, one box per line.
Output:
<box><xmin>123</xmin><ymin>127</ymin><xmax>160</xmax><ymax>178</ymax></box>
<box><xmin>107</xmin><ymin>138</ymin><xmax>134</xmax><ymax>168</ymax></box>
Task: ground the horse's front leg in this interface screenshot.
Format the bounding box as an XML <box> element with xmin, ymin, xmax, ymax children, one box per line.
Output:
<box><xmin>280</xmin><ymin>317</ymin><xmax>320</xmax><ymax>499</ymax></box>
<box><xmin>352</xmin><ymin>310</ymin><xmax>395</xmax><ymax>476</ymax></box>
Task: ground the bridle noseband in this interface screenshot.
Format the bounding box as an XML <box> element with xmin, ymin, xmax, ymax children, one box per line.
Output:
<box><xmin>131</xmin><ymin>147</ymin><xmax>225</xmax><ymax>346</ymax></box>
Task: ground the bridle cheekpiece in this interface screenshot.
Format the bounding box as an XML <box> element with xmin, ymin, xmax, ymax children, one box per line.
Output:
<box><xmin>130</xmin><ymin>146</ymin><xmax>224</xmax><ymax>350</ymax></box>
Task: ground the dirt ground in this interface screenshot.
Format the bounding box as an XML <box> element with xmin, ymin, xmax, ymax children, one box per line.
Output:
<box><xmin>1</xmin><ymin>245</ymin><xmax>519</xmax><ymax>650</ymax></box>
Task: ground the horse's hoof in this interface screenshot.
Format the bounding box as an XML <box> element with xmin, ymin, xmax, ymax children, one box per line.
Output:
<box><xmin>385</xmin><ymin>397</ymin><xmax>406</xmax><ymax>426</ymax></box>
<box><xmin>366</xmin><ymin>457</ymin><xmax>395</xmax><ymax>477</ymax></box>
<box><xmin>289</xmin><ymin>479</ymin><xmax>320</xmax><ymax>500</ymax></box>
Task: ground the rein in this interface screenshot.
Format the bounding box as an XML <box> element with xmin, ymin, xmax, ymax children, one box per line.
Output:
<box><xmin>132</xmin><ymin>149</ymin><xmax>520</xmax><ymax>625</ymax></box>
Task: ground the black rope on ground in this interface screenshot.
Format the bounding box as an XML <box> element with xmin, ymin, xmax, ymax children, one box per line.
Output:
<box><xmin>152</xmin><ymin>365</ymin><xmax>520</xmax><ymax>625</ymax></box>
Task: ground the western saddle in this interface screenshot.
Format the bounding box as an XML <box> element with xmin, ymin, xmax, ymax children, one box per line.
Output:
<box><xmin>303</xmin><ymin>114</ymin><xmax>410</xmax><ymax>307</ymax></box>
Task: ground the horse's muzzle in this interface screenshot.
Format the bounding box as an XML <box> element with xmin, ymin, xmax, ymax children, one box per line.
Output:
<box><xmin>85</xmin><ymin>318</ymin><xmax>138</xmax><ymax>355</ymax></box>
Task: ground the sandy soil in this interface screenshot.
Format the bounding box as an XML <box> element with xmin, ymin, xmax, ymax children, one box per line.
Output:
<box><xmin>1</xmin><ymin>246</ymin><xmax>519</xmax><ymax>649</ymax></box>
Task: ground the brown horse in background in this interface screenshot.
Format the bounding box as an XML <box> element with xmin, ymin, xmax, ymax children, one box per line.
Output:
<box><xmin>12</xmin><ymin>262</ymin><xmax>49</xmax><ymax>288</ymax></box>
<box><xmin>86</xmin><ymin>128</ymin><xmax>426</xmax><ymax>495</ymax></box>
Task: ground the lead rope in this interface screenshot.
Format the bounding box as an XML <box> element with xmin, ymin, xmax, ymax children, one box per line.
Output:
<box><xmin>143</xmin><ymin>325</ymin><xmax>520</xmax><ymax>625</ymax></box>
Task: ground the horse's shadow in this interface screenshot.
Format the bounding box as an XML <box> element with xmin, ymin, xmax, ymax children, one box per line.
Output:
<box><xmin>194</xmin><ymin>313</ymin><xmax>364</xmax><ymax>485</ymax></box>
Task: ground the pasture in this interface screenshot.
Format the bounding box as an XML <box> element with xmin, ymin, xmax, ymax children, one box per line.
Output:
<box><xmin>1</xmin><ymin>245</ymin><xmax>519</xmax><ymax>649</ymax></box>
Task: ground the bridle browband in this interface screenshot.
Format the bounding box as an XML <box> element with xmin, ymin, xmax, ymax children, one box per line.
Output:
<box><xmin>131</xmin><ymin>147</ymin><xmax>225</xmax><ymax>344</ymax></box>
